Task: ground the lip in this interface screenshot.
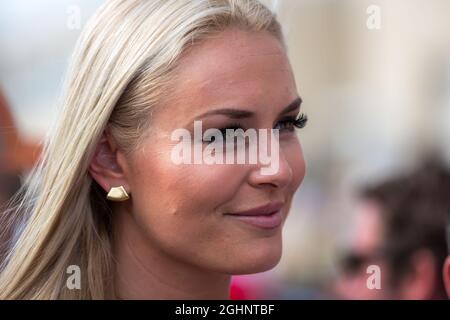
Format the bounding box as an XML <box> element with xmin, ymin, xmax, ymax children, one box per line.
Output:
<box><xmin>224</xmin><ymin>202</ymin><xmax>284</xmax><ymax>229</ymax></box>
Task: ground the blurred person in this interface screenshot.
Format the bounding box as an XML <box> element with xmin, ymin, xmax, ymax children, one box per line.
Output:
<box><xmin>0</xmin><ymin>0</ymin><xmax>307</xmax><ymax>299</ymax></box>
<box><xmin>334</xmin><ymin>158</ymin><xmax>450</xmax><ymax>300</ymax></box>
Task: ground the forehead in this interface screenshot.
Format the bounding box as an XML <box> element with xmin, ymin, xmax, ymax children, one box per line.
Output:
<box><xmin>158</xmin><ymin>28</ymin><xmax>297</xmax><ymax>122</ymax></box>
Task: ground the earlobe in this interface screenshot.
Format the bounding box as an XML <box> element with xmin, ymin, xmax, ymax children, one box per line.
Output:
<box><xmin>107</xmin><ymin>186</ymin><xmax>130</xmax><ymax>202</ymax></box>
<box><xmin>88</xmin><ymin>131</ymin><xmax>129</xmax><ymax>194</ymax></box>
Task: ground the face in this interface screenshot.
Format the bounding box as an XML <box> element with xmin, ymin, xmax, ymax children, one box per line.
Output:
<box><xmin>122</xmin><ymin>27</ymin><xmax>305</xmax><ymax>275</ymax></box>
<box><xmin>334</xmin><ymin>200</ymin><xmax>392</xmax><ymax>299</ymax></box>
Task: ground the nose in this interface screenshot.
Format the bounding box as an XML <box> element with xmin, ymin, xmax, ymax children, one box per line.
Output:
<box><xmin>247</xmin><ymin>146</ymin><xmax>293</xmax><ymax>189</ymax></box>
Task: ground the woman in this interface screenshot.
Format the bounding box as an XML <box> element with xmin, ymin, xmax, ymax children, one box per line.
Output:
<box><xmin>0</xmin><ymin>0</ymin><xmax>307</xmax><ymax>299</ymax></box>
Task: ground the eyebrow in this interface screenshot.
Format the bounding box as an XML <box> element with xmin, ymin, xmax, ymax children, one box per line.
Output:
<box><xmin>194</xmin><ymin>97</ymin><xmax>303</xmax><ymax>120</ymax></box>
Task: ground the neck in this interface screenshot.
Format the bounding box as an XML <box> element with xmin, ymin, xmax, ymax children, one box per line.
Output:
<box><xmin>111</xmin><ymin>205</ymin><xmax>231</xmax><ymax>300</ymax></box>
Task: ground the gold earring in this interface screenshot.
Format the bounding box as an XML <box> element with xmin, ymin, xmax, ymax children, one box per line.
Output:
<box><xmin>106</xmin><ymin>186</ymin><xmax>130</xmax><ymax>202</ymax></box>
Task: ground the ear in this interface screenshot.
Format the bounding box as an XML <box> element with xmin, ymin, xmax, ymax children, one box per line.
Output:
<box><xmin>88</xmin><ymin>129</ymin><xmax>131</xmax><ymax>195</ymax></box>
<box><xmin>400</xmin><ymin>249</ymin><xmax>437</xmax><ymax>300</ymax></box>
<box><xmin>443</xmin><ymin>256</ymin><xmax>450</xmax><ymax>298</ymax></box>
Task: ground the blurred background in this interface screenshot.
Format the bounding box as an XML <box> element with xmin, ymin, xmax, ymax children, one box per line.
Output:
<box><xmin>1</xmin><ymin>0</ymin><xmax>449</xmax><ymax>299</ymax></box>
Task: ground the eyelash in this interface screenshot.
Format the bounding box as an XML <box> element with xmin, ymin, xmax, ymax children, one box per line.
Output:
<box><xmin>204</xmin><ymin>113</ymin><xmax>308</xmax><ymax>142</ymax></box>
<box><xmin>277</xmin><ymin>113</ymin><xmax>308</xmax><ymax>131</ymax></box>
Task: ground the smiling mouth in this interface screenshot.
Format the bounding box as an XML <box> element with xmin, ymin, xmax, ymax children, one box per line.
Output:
<box><xmin>224</xmin><ymin>202</ymin><xmax>284</xmax><ymax>229</ymax></box>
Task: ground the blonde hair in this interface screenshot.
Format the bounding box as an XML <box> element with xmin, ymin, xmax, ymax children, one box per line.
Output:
<box><xmin>0</xmin><ymin>0</ymin><xmax>284</xmax><ymax>299</ymax></box>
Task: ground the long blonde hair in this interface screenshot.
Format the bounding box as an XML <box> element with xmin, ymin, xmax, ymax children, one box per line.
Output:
<box><xmin>0</xmin><ymin>0</ymin><xmax>284</xmax><ymax>299</ymax></box>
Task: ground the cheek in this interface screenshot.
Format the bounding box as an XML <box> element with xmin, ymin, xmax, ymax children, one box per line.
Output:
<box><xmin>128</xmin><ymin>146</ymin><xmax>245</xmax><ymax>238</ymax></box>
<box><xmin>134</xmin><ymin>159</ymin><xmax>243</xmax><ymax>216</ymax></box>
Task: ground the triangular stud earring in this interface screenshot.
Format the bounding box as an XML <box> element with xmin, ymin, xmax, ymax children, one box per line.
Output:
<box><xmin>106</xmin><ymin>186</ymin><xmax>130</xmax><ymax>202</ymax></box>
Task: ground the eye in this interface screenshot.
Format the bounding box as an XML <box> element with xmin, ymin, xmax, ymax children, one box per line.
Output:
<box><xmin>275</xmin><ymin>113</ymin><xmax>308</xmax><ymax>132</ymax></box>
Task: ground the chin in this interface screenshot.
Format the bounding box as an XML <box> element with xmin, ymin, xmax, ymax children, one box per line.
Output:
<box><xmin>225</xmin><ymin>239</ymin><xmax>283</xmax><ymax>275</ymax></box>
